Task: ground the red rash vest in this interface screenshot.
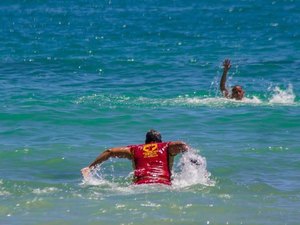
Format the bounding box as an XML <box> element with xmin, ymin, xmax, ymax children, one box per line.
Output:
<box><xmin>129</xmin><ymin>142</ymin><xmax>171</xmax><ymax>185</ymax></box>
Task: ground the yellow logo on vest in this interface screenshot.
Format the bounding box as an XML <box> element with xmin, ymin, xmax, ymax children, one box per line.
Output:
<box><xmin>143</xmin><ymin>144</ymin><xmax>158</xmax><ymax>158</ymax></box>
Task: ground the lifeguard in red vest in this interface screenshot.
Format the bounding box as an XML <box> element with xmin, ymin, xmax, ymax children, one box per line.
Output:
<box><xmin>81</xmin><ymin>129</ymin><xmax>189</xmax><ymax>185</ymax></box>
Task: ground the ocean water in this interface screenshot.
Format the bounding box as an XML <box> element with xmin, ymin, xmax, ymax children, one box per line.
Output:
<box><xmin>1</xmin><ymin>0</ymin><xmax>300</xmax><ymax>224</ymax></box>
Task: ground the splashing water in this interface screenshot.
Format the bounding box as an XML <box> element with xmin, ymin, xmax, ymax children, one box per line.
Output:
<box><xmin>81</xmin><ymin>149</ymin><xmax>214</xmax><ymax>192</ymax></box>
<box><xmin>172</xmin><ymin>149</ymin><xmax>215</xmax><ymax>188</ymax></box>
<box><xmin>75</xmin><ymin>82</ymin><xmax>298</xmax><ymax>109</ymax></box>
<box><xmin>81</xmin><ymin>167</ymin><xmax>117</xmax><ymax>187</ymax></box>
<box><xmin>269</xmin><ymin>84</ymin><xmax>295</xmax><ymax>104</ymax></box>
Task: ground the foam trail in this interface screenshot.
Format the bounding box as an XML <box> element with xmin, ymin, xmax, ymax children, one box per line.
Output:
<box><xmin>269</xmin><ymin>84</ymin><xmax>295</xmax><ymax>104</ymax></box>
<box><xmin>172</xmin><ymin>149</ymin><xmax>215</xmax><ymax>188</ymax></box>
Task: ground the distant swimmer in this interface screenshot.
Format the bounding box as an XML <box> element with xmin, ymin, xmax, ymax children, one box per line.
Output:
<box><xmin>220</xmin><ymin>59</ymin><xmax>245</xmax><ymax>100</ymax></box>
<box><xmin>81</xmin><ymin>129</ymin><xmax>190</xmax><ymax>185</ymax></box>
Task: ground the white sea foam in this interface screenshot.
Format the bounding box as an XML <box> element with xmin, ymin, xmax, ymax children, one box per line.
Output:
<box><xmin>32</xmin><ymin>187</ymin><xmax>59</xmax><ymax>195</ymax></box>
<box><xmin>165</xmin><ymin>95</ymin><xmax>264</xmax><ymax>107</ymax></box>
<box><xmin>269</xmin><ymin>84</ymin><xmax>295</xmax><ymax>104</ymax></box>
<box><xmin>140</xmin><ymin>201</ymin><xmax>161</xmax><ymax>208</ymax></box>
<box><xmin>242</xmin><ymin>96</ymin><xmax>262</xmax><ymax>104</ymax></box>
<box><xmin>0</xmin><ymin>190</ymin><xmax>11</xmax><ymax>196</ymax></box>
<box><xmin>0</xmin><ymin>179</ymin><xmax>10</xmax><ymax>196</ymax></box>
<box><xmin>172</xmin><ymin>96</ymin><xmax>226</xmax><ymax>106</ymax></box>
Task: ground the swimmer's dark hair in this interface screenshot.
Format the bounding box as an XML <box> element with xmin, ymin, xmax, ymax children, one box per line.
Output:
<box><xmin>145</xmin><ymin>129</ymin><xmax>162</xmax><ymax>144</ymax></box>
<box><xmin>231</xmin><ymin>85</ymin><xmax>243</xmax><ymax>92</ymax></box>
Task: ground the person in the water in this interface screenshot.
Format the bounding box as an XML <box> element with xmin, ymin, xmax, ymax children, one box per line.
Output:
<box><xmin>220</xmin><ymin>59</ymin><xmax>245</xmax><ymax>100</ymax></box>
<box><xmin>81</xmin><ymin>129</ymin><xmax>189</xmax><ymax>185</ymax></box>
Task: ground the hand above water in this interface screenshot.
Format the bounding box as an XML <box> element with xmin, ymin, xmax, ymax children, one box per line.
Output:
<box><xmin>223</xmin><ymin>59</ymin><xmax>231</xmax><ymax>71</ymax></box>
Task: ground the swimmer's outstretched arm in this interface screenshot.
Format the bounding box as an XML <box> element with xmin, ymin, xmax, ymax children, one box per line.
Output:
<box><xmin>167</xmin><ymin>141</ymin><xmax>189</xmax><ymax>170</ymax></box>
<box><xmin>168</xmin><ymin>141</ymin><xmax>189</xmax><ymax>156</ymax></box>
<box><xmin>220</xmin><ymin>59</ymin><xmax>231</xmax><ymax>97</ymax></box>
<box><xmin>81</xmin><ymin>147</ymin><xmax>132</xmax><ymax>176</ymax></box>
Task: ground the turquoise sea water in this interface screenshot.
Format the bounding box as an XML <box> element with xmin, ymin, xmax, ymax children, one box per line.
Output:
<box><xmin>1</xmin><ymin>0</ymin><xmax>300</xmax><ymax>224</ymax></box>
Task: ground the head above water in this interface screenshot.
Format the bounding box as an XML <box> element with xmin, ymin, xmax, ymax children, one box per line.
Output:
<box><xmin>231</xmin><ymin>85</ymin><xmax>245</xmax><ymax>100</ymax></box>
<box><xmin>145</xmin><ymin>129</ymin><xmax>162</xmax><ymax>144</ymax></box>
